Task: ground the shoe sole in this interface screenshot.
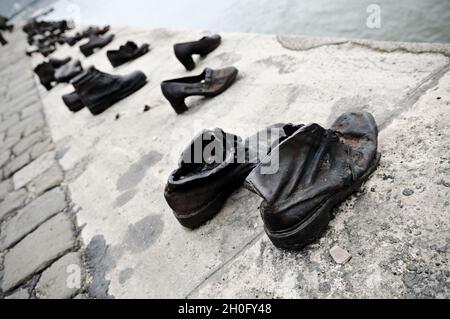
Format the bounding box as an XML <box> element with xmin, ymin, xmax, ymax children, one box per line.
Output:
<box><xmin>172</xmin><ymin>171</ymin><xmax>248</xmax><ymax>229</ymax></box>
<box><xmin>265</xmin><ymin>153</ymin><xmax>381</xmax><ymax>251</ymax></box>
<box><xmin>87</xmin><ymin>73</ymin><xmax>147</xmax><ymax>115</ymax></box>
<box><xmin>63</xmin><ymin>96</ymin><xmax>84</xmax><ymax>112</ymax></box>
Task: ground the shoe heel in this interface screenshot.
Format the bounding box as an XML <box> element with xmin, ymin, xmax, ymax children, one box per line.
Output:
<box><xmin>169</xmin><ymin>96</ymin><xmax>188</xmax><ymax>114</ymax></box>
<box><xmin>161</xmin><ymin>83</ymin><xmax>189</xmax><ymax>114</ymax></box>
<box><xmin>43</xmin><ymin>82</ymin><xmax>53</xmax><ymax>91</ymax></box>
<box><xmin>174</xmin><ymin>46</ymin><xmax>195</xmax><ymax>71</ymax></box>
<box><xmin>80</xmin><ymin>47</ymin><xmax>93</xmax><ymax>57</ymax></box>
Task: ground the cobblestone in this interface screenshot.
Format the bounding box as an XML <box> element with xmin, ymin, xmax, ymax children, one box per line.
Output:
<box><xmin>20</xmin><ymin>103</ymin><xmax>41</xmax><ymax>120</ymax></box>
<box><xmin>30</xmin><ymin>138</ymin><xmax>53</xmax><ymax>160</ymax></box>
<box><xmin>1</xmin><ymin>133</ymin><xmax>21</xmax><ymax>151</ymax></box>
<box><xmin>12</xmin><ymin>130</ymin><xmax>46</xmax><ymax>156</ymax></box>
<box><xmin>0</xmin><ymin>188</ymin><xmax>27</xmax><ymax>221</ymax></box>
<box><xmin>35</xmin><ymin>252</ymin><xmax>83</xmax><ymax>299</ymax></box>
<box><xmin>23</xmin><ymin>115</ymin><xmax>45</xmax><ymax>136</ymax></box>
<box><xmin>3</xmin><ymin>152</ymin><xmax>31</xmax><ymax>179</ymax></box>
<box><xmin>0</xmin><ymin>149</ymin><xmax>10</xmax><ymax>168</ymax></box>
<box><xmin>0</xmin><ymin>188</ymin><xmax>67</xmax><ymax>250</ymax></box>
<box><xmin>27</xmin><ymin>163</ymin><xmax>64</xmax><ymax>196</ymax></box>
<box><xmin>0</xmin><ymin>113</ymin><xmax>20</xmax><ymax>133</ymax></box>
<box><xmin>0</xmin><ymin>179</ymin><xmax>13</xmax><ymax>202</ymax></box>
<box><xmin>1</xmin><ymin>213</ymin><xmax>76</xmax><ymax>292</ymax></box>
<box><xmin>6</xmin><ymin>124</ymin><xmax>25</xmax><ymax>140</ymax></box>
<box><xmin>13</xmin><ymin>151</ymin><xmax>55</xmax><ymax>190</ymax></box>
<box><xmin>5</xmin><ymin>287</ymin><xmax>30</xmax><ymax>299</ymax></box>
<box><xmin>0</xmin><ymin>29</ymin><xmax>84</xmax><ymax>299</ymax></box>
<box><xmin>5</xmin><ymin>114</ymin><xmax>44</xmax><ymax>139</ymax></box>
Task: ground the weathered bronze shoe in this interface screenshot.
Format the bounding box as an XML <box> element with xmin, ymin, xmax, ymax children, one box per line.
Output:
<box><xmin>80</xmin><ymin>34</ymin><xmax>114</xmax><ymax>57</ymax></box>
<box><xmin>34</xmin><ymin>61</ymin><xmax>56</xmax><ymax>91</ymax></box>
<box><xmin>64</xmin><ymin>32</ymin><xmax>83</xmax><ymax>46</ymax></box>
<box><xmin>82</xmin><ymin>25</ymin><xmax>110</xmax><ymax>37</ymax></box>
<box><xmin>55</xmin><ymin>59</ymin><xmax>83</xmax><ymax>83</ymax></box>
<box><xmin>0</xmin><ymin>32</ymin><xmax>8</xmax><ymax>46</ymax></box>
<box><xmin>164</xmin><ymin>129</ymin><xmax>253</xmax><ymax>229</ymax></box>
<box><xmin>174</xmin><ymin>34</ymin><xmax>221</xmax><ymax>70</ymax></box>
<box><xmin>160</xmin><ymin>67</ymin><xmax>238</xmax><ymax>114</ymax></box>
<box><xmin>63</xmin><ymin>25</ymin><xmax>109</xmax><ymax>46</ymax></box>
<box><xmin>107</xmin><ymin>41</ymin><xmax>150</xmax><ymax>67</ymax></box>
<box><xmin>164</xmin><ymin>124</ymin><xmax>302</xmax><ymax>229</ymax></box>
<box><xmin>71</xmin><ymin>66</ymin><xmax>147</xmax><ymax>115</ymax></box>
<box><xmin>245</xmin><ymin>112</ymin><xmax>380</xmax><ymax>250</ymax></box>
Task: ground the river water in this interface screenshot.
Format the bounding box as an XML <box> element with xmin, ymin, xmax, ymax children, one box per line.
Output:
<box><xmin>2</xmin><ymin>0</ymin><xmax>450</xmax><ymax>43</ymax></box>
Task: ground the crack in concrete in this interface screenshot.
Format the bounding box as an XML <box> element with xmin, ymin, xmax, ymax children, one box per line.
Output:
<box><xmin>185</xmin><ymin>230</ymin><xmax>265</xmax><ymax>298</ymax></box>
<box><xmin>277</xmin><ymin>35</ymin><xmax>450</xmax><ymax>58</ymax></box>
<box><xmin>379</xmin><ymin>62</ymin><xmax>450</xmax><ymax>131</ymax></box>
<box><xmin>276</xmin><ymin>35</ymin><xmax>450</xmax><ymax>132</ymax></box>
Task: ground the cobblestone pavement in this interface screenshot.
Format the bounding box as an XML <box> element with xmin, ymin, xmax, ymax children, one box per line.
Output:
<box><xmin>0</xmin><ymin>29</ymin><xmax>87</xmax><ymax>299</ymax></box>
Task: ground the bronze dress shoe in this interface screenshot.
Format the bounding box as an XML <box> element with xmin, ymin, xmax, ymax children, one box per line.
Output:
<box><xmin>107</xmin><ymin>41</ymin><xmax>150</xmax><ymax>67</ymax></box>
<box><xmin>174</xmin><ymin>34</ymin><xmax>221</xmax><ymax>70</ymax></box>
<box><xmin>80</xmin><ymin>34</ymin><xmax>114</xmax><ymax>57</ymax></box>
<box><xmin>160</xmin><ymin>67</ymin><xmax>238</xmax><ymax>114</ymax></box>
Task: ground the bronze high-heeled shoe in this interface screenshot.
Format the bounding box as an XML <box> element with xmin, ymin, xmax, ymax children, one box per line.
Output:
<box><xmin>160</xmin><ymin>67</ymin><xmax>238</xmax><ymax>114</ymax></box>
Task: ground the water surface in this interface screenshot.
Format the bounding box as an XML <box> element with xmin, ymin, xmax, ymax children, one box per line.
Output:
<box><xmin>2</xmin><ymin>0</ymin><xmax>450</xmax><ymax>43</ymax></box>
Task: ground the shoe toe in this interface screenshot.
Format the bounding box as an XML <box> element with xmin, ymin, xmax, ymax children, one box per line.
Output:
<box><xmin>332</xmin><ymin>111</ymin><xmax>379</xmax><ymax>175</ymax></box>
<box><xmin>221</xmin><ymin>66</ymin><xmax>238</xmax><ymax>77</ymax></box>
<box><xmin>121</xmin><ymin>70</ymin><xmax>147</xmax><ymax>87</ymax></box>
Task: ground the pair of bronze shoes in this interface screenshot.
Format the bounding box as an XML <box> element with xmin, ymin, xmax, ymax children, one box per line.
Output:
<box><xmin>161</xmin><ymin>34</ymin><xmax>238</xmax><ymax>114</ymax></box>
<box><xmin>164</xmin><ymin>112</ymin><xmax>380</xmax><ymax>250</ymax></box>
<box><xmin>62</xmin><ymin>66</ymin><xmax>147</xmax><ymax>115</ymax></box>
<box><xmin>34</xmin><ymin>57</ymin><xmax>83</xmax><ymax>91</ymax></box>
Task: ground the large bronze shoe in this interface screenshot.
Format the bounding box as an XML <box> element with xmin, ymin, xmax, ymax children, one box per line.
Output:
<box><xmin>55</xmin><ymin>59</ymin><xmax>83</xmax><ymax>83</ymax></box>
<box><xmin>174</xmin><ymin>34</ymin><xmax>221</xmax><ymax>70</ymax></box>
<box><xmin>0</xmin><ymin>32</ymin><xmax>7</xmax><ymax>46</ymax></box>
<box><xmin>34</xmin><ymin>62</ymin><xmax>56</xmax><ymax>91</ymax></box>
<box><xmin>160</xmin><ymin>67</ymin><xmax>238</xmax><ymax>114</ymax></box>
<box><xmin>80</xmin><ymin>34</ymin><xmax>114</xmax><ymax>57</ymax></box>
<box><xmin>71</xmin><ymin>66</ymin><xmax>147</xmax><ymax>115</ymax></box>
<box><xmin>164</xmin><ymin>124</ymin><xmax>302</xmax><ymax>229</ymax></box>
<box><xmin>33</xmin><ymin>58</ymin><xmax>71</xmax><ymax>90</ymax></box>
<box><xmin>64</xmin><ymin>25</ymin><xmax>110</xmax><ymax>46</ymax></box>
<box><xmin>164</xmin><ymin>129</ymin><xmax>251</xmax><ymax>229</ymax></box>
<box><xmin>245</xmin><ymin>112</ymin><xmax>380</xmax><ymax>250</ymax></box>
<box><xmin>107</xmin><ymin>41</ymin><xmax>150</xmax><ymax>67</ymax></box>
<box><xmin>82</xmin><ymin>25</ymin><xmax>110</xmax><ymax>37</ymax></box>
